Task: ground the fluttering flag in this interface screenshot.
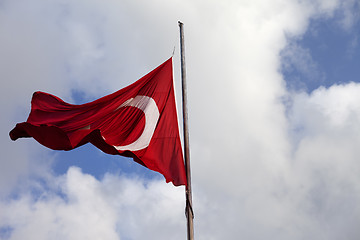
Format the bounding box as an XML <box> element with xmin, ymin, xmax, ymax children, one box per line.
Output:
<box><xmin>10</xmin><ymin>58</ymin><xmax>187</xmax><ymax>186</ymax></box>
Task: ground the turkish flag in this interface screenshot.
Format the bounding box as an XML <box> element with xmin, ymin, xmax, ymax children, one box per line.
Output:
<box><xmin>10</xmin><ymin>58</ymin><xmax>187</xmax><ymax>186</ymax></box>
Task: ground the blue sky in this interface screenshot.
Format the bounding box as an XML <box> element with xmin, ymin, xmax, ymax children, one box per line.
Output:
<box><xmin>1</xmin><ymin>1</ymin><xmax>360</xmax><ymax>240</ymax></box>
<box><xmin>283</xmin><ymin>14</ymin><xmax>360</xmax><ymax>92</ymax></box>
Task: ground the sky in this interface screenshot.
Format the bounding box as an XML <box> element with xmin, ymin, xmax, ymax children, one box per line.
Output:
<box><xmin>1</xmin><ymin>0</ymin><xmax>360</xmax><ymax>239</ymax></box>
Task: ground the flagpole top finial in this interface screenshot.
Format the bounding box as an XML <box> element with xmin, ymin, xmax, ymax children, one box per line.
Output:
<box><xmin>178</xmin><ymin>21</ymin><xmax>183</xmax><ymax>26</ymax></box>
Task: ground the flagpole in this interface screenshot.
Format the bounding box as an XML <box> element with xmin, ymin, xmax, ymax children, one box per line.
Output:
<box><xmin>178</xmin><ymin>21</ymin><xmax>194</xmax><ymax>240</ymax></box>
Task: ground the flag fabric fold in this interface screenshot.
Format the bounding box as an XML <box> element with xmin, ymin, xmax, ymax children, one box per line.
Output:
<box><xmin>10</xmin><ymin>58</ymin><xmax>187</xmax><ymax>186</ymax></box>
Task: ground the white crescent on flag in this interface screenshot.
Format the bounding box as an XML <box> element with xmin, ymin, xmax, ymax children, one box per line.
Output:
<box><xmin>112</xmin><ymin>95</ymin><xmax>160</xmax><ymax>151</ymax></box>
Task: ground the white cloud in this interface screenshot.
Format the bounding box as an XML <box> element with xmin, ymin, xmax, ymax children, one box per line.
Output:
<box><xmin>0</xmin><ymin>167</ymin><xmax>186</xmax><ymax>240</ymax></box>
<box><xmin>1</xmin><ymin>0</ymin><xmax>360</xmax><ymax>239</ymax></box>
<box><xmin>287</xmin><ymin>83</ymin><xmax>360</xmax><ymax>239</ymax></box>
<box><xmin>291</xmin><ymin>83</ymin><xmax>360</xmax><ymax>130</ymax></box>
<box><xmin>0</xmin><ymin>146</ymin><xmax>186</xmax><ymax>238</ymax></box>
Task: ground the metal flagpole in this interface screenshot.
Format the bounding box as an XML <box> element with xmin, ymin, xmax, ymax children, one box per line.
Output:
<box><xmin>178</xmin><ymin>21</ymin><xmax>194</xmax><ymax>240</ymax></box>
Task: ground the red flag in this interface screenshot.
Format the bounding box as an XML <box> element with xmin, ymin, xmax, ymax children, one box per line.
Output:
<box><xmin>10</xmin><ymin>58</ymin><xmax>187</xmax><ymax>186</ymax></box>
